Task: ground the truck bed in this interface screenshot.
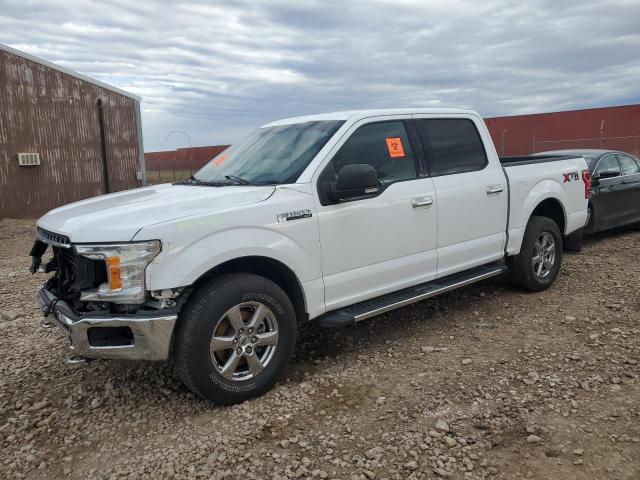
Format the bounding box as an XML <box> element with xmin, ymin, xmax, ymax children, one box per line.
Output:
<box><xmin>500</xmin><ymin>153</ymin><xmax>589</xmax><ymax>257</ymax></box>
<box><xmin>500</xmin><ymin>155</ymin><xmax>576</xmax><ymax>166</ymax></box>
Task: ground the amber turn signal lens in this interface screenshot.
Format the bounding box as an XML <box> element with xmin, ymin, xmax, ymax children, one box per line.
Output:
<box><xmin>107</xmin><ymin>256</ymin><xmax>122</xmax><ymax>290</ymax></box>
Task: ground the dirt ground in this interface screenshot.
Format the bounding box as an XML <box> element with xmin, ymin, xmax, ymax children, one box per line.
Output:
<box><xmin>0</xmin><ymin>219</ymin><xmax>638</xmax><ymax>480</ymax></box>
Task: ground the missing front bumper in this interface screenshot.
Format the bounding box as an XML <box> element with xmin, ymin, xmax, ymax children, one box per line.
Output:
<box><xmin>37</xmin><ymin>287</ymin><xmax>177</xmax><ymax>361</ymax></box>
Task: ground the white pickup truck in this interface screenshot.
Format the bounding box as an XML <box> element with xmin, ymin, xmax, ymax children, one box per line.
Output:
<box><xmin>32</xmin><ymin>108</ymin><xmax>590</xmax><ymax>404</ymax></box>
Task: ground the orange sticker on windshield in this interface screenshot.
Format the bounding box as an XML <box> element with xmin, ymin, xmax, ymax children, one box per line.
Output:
<box><xmin>214</xmin><ymin>153</ymin><xmax>229</xmax><ymax>166</ymax></box>
<box><xmin>386</xmin><ymin>137</ymin><xmax>405</xmax><ymax>158</ymax></box>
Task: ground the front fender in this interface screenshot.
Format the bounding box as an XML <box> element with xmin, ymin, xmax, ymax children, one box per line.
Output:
<box><xmin>132</xmin><ymin>186</ymin><xmax>325</xmax><ymax>317</ymax></box>
<box><xmin>144</xmin><ymin>226</ymin><xmax>321</xmax><ymax>290</ymax></box>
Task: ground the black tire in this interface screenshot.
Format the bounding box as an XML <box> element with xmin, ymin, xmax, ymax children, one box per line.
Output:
<box><xmin>564</xmin><ymin>227</ymin><xmax>584</xmax><ymax>253</ymax></box>
<box><xmin>508</xmin><ymin>216</ymin><xmax>563</xmax><ymax>292</ymax></box>
<box><xmin>175</xmin><ymin>273</ymin><xmax>297</xmax><ymax>405</ymax></box>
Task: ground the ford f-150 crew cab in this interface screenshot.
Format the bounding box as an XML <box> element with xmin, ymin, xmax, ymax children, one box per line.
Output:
<box><xmin>31</xmin><ymin>108</ymin><xmax>590</xmax><ymax>404</ymax></box>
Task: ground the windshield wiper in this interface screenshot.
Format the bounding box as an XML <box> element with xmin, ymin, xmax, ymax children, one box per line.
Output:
<box><xmin>225</xmin><ymin>175</ymin><xmax>252</xmax><ymax>185</ymax></box>
<box><xmin>174</xmin><ymin>174</ymin><xmax>256</xmax><ymax>187</ymax></box>
<box><xmin>173</xmin><ymin>177</ymin><xmax>233</xmax><ymax>187</ymax></box>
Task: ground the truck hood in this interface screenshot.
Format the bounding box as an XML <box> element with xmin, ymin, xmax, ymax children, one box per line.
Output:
<box><xmin>37</xmin><ymin>183</ymin><xmax>275</xmax><ymax>243</ymax></box>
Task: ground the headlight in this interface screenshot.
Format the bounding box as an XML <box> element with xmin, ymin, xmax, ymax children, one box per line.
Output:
<box><xmin>75</xmin><ymin>241</ymin><xmax>161</xmax><ymax>304</ymax></box>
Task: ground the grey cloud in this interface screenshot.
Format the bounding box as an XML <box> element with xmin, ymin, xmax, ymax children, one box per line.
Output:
<box><xmin>1</xmin><ymin>0</ymin><xmax>639</xmax><ymax>150</ymax></box>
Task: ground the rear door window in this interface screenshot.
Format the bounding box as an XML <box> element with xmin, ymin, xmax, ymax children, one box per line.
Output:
<box><xmin>617</xmin><ymin>154</ymin><xmax>640</xmax><ymax>176</ymax></box>
<box><xmin>594</xmin><ymin>155</ymin><xmax>621</xmax><ymax>177</ymax></box>
<box><xmin>418</xmin><ymin>119</ymin><xmax>487</xmax><ymax>176</ymax></box>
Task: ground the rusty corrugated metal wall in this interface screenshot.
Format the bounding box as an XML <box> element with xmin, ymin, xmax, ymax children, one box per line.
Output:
<box><xmin>0</xmin><ymin>48</ymin><xmax>141</xmax><ymax>219</ymax></box>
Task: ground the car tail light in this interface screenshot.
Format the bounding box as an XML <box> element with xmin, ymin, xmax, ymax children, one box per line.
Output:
<box><xmin>582</xmin><ymin>170</ymin><xmax>591</xmax><ymax>199</ymax></box>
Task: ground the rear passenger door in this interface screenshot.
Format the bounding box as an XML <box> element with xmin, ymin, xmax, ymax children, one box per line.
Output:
<box><xmin>616</xmin><ymin>154</ymin><xmax>640</xmax><ymax>224</ymax></box>
<box><xmin>413</xmin><ymin>115</ymin><xmax>507</xmax><ymax>278</ymax></box>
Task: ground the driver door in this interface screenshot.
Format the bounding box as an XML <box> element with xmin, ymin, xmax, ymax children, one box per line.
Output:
<box><xmin>313</xmin><ymin>117</ymin><xmax>438</xmax><ymax>311</ymax></box>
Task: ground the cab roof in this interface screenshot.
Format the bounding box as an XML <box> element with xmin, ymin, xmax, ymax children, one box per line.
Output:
<box><xmin>263</xmin><ymin>108</ymin><xmax>478</xmax><ymax>127</ymax></box>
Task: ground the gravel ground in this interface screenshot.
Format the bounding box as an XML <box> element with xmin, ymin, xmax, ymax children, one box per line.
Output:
<box><xmin>0</xmin><ymin>218</ymin><xmax>639</xmax><ymax>480</ymax></box>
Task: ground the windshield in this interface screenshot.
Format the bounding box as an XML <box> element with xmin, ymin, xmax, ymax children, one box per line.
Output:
<box><xmin>193</xmin><ymin>120</ymin><xmax>344</xmax><ymax>185</ymax></box>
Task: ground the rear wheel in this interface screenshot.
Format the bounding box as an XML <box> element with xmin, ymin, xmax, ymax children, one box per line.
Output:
<box><xmin>175</xmin><ymin>273</ymin><xmax>297</xmax><ymax>404</ymax></box>
<box><xmin>508</xmin><ymin>216</ymin><xmax>563</xmax><ymax>291</ymax></box>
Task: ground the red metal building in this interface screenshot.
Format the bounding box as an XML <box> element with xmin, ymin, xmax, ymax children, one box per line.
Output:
<box><xmin>145</xmin><ymin>145</ymin><xmax>228</xmax><ymax>183</ymax></box>
<box><xmin>485</xmin><ymin>104</ymin><xmax>640</xmax><ymax>157</ymax></box>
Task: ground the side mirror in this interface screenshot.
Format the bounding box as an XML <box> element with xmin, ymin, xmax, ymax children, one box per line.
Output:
<box><xmin>325</xmin><ymin>164</ymin><xmax>379</xmax><ymax>202</ymax></box>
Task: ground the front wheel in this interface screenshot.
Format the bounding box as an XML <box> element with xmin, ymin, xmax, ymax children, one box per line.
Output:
<box><xmin>508</xmin><ymin>216</ymin><xmax>563</xmax><ymax>291</ymax></box>
<box><xmin>175</xmin><ymin>273</ymin><xmax>297</xmax><ymax>404</ymax></box>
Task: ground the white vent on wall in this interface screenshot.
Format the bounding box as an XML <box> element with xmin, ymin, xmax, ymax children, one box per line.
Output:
<box><xmin>18</xmin><ymin>153</ymin><xmax>41</xmax><ymax>166</ymax></box>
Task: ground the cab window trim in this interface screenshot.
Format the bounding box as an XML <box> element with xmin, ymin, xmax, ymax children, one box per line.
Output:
<box><xmin>404</xmin><ymin>119</ymin><xmax>430</xmax><ymax>177</ymax></box>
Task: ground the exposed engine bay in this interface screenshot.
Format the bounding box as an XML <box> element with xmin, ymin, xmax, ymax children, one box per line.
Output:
<box><xmin>30</xmin><ymin>233</ymin><xmax>184</xmax><ymax>316</ymax></box>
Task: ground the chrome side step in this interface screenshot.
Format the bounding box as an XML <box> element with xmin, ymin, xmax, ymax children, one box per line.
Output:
<box><xmin>317</xmin><ymin>261</ymin><xmax>507</xmax><ymax>328</ymax></box>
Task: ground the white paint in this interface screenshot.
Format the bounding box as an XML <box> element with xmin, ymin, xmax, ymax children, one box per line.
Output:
<box><xmin>36</xmin><ymin>109</ymin><xmax>589</xmax><ymax>320</ymax></box>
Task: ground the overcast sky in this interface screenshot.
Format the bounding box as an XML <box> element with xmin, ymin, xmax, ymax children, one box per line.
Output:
<box><xmin>1</xmin><ymin>0</ymin><xmax>639</xmax><ymax>151</ymax></box>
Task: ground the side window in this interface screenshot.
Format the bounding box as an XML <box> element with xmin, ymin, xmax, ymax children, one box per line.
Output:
<box><xmin>617</xmin><ymin>154</ymin><xmax>640</xmax><ymax>176</ymax></box>
<box><xmin>419</xmin><ymin>119</ymin><xmax>487</xmax><ymax>176</ymax></box>
<box><xmin>594</xmin><ymin>155</ymin><xmax>621</xmax><ymax>177</ymax></box>
<box><xmin>329</xmin><ymin>121</ymin><xmax>417</xmax><ymax>186</ymax></box>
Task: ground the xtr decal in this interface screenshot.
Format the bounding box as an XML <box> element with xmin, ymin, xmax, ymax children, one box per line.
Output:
<box><xmin>563</xmin><ymin>172</ymin><xmax>579</xmax><ymax>182</ymax></box>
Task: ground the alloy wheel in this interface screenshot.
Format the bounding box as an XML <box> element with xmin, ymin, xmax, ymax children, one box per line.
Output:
<box><xmin>209</xmin><ymin>302</ymin><xmax>279</xmax><ymax>381</ymax></box>
<box><xmin>532</xmin><ymin>232</ymin><xmax>556</xmax><ymax>279</ymax></box>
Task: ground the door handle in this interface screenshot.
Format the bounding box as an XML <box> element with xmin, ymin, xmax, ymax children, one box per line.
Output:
<box><xmin>486</xmin><ymin>185</ymin><xmax>504</xmax><ymax>195</ymax></box>
<box><xmin>412</xmin><ymin>197</ymin><xmax>434</xmax><ymax>209</ymax></box>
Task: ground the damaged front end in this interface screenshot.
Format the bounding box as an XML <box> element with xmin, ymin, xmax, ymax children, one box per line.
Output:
<box><xmin>32</xmin><ymin>227</ymin><xmax>183</xmax><ymax>362</ymax></box>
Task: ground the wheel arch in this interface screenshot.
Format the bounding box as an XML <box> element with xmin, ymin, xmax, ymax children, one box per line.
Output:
<box><xmin>531</xmin><ymin>197</ymin><xmax>566</xmax><ymax>234</ymax></box>
<box><xmin>507</xmin><ymin>193</ymin><xmax>569</xmax><ymax>256</ymax></box>
<box><xmin>192</xmin><ymin>256</ymin><xmax>308</xmax><ymax>323</ymax></box>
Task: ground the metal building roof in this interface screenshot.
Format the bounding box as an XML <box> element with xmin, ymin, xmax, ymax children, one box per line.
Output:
<box><xmin>0</xmin><ymin>43</ymin><xmax>141</xmax><ymax>102</ymax></box>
